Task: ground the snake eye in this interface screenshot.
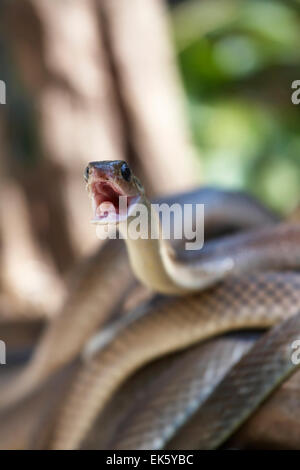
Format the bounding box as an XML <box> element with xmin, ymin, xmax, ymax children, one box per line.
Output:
<box><xmin>84</xmin><ymin>166</ymin><xmax>90</xmax><ymax>182</ymax></box>
<box><xmin>121</xmin><ymin>162</ymin><xmax>131</xmax><ymax>182</ymax></box>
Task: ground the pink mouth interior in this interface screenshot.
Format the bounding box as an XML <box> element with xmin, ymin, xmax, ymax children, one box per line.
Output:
<box><xmin>92</xmin><ymin>182</ymin><xmax>121</xmax><ymax>215</ymax></box>
<box><xmin>91</xmin><ymin>180</ymin><xmax>136</xmax><ymax>221</ymax></box>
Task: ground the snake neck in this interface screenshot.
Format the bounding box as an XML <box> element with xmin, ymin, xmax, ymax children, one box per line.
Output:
<box><xmin>118</xmin><ymin>195</ymin><xmax>185</xmax><ymax>295</ymax></box>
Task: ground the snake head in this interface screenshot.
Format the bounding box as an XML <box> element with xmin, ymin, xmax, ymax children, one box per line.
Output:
<box><xmin>85</xmin><ymin>160</ymin><xmax>144</xmax><ymax>224</ymax></box>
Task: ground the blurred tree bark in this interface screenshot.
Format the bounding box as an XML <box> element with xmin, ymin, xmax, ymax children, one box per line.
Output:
<box><xmin>0</xmin><ymin>0</ymin><xmax>199</xmax><ymax>317</ymax></box>
<box><xmin>98</xmin><ymin>0</ymin><xmax>200</xmax><ymax>194</ymax></box>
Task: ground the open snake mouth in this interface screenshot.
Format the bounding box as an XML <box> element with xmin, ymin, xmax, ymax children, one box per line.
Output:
<box><xmin>90</xmin><ymin>180</ymin><xmax>138</xmax><ymax>224</ymax></box>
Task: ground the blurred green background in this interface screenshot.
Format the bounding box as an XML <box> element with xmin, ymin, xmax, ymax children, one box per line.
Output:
<box><xmin>170</xmin><ymin>0</ymin><xmax>300</xmax><ymax>213</ymax></box>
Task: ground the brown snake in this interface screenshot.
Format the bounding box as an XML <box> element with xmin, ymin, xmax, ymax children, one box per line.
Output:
<box><xmin>46</xmin><ymin>160</ymin><xmax>300</xmax><ymax>449</ymax></box>
<box><xmin>3</xmin><ymin>160</ymin><xmax>300</xmax><ymax>449</ymax></box>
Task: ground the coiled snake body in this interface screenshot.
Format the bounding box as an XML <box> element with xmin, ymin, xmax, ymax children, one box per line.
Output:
<box><xmin>0</xmin><ymin>183</ymin><xmax>279</xmax><ymax>410</ymax></box>
<box><xmin>47</xmin><ymin>161</ymin><xmax>300</xmax><ymax>449</ymax></box>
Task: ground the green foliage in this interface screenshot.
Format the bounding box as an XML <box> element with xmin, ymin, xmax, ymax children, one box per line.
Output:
<box><xmin>171</xmin><ymin>0</ymin><xmax>300</xmax><ymax>212</ymax></box>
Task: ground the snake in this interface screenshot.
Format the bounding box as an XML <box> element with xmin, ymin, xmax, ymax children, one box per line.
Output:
<box><xmin>0</xmin><ymin>175</ymin><xmax>278</xmax><ymax>410</ymax></box>
<box><xmin>47</xmin><ymin>160</ymin><xmax>300</xmax><ymax>449</ymax></box>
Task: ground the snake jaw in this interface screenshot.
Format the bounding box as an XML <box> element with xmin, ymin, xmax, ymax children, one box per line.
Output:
<box><xmin>89</xmin><ymin>179</ymin><xmax>139</xmax><ymax>224</ymax></box>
